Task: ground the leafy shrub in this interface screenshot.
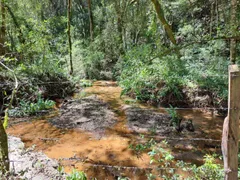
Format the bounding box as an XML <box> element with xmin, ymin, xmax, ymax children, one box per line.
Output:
<box><xmin>118</xmin><ymin>40</ymin><xmax>229</xmax><ymax>109</ymax></box>
<box><xmin>119</xmin><ymin>45</ymin><xmax>187</xmax><ymax>105</ymax></box>
<box><xmin>148</xmin><ymin>141</ymin><xmax>174</xmax><ymax>168</ymax></box>
<box><xmin>17</xmin><ymin>59</ymin><xmax>75</xmax><ymax>97</ymax></box>
<box><xmin>129</xmin><ymin>136</ymin><xmax>156</xmax><ymax>156</ymax></box>
<box><xmin>1</xmin><ymin>56</ymin><xmax>74</xmax><ymax>115</ymax></box>
<box><xmin>70</xmin><ymin>39</ymin><xmax>116</xmax><ymax>80</ymax></box>
<box><xmin>146</xmin><ymin>141</ymin><xmax>225</xmax><ymax>179</ymax></box>
<box><xmin>190</xmin><ymin>155</ymin><xmax>224</xmax><ymax>180</ymax></box>
<box><xmin>9</xmin><ymin>94</ymin><xmax>55</xmax><ymax>117</ymax></box>
<box><xmin>166</xmin><ymin>105</ymin><xmax>182</xmax><ymax>132</ymax></box>
<box><xmin>79</xmin><ymin>79</ymin><xmax>93</xmax><ymax>87</ymax></box>
<box><xmin>66</xmin><ymin>169</ymin><xmax>87</xmax><ymax>180</ymax></box>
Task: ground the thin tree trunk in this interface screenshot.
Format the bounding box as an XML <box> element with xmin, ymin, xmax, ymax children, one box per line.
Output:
<box><xmin>230</xmin><ymin>0</ymin><xmax>237</xmax><ymax>64</ymax></box>
<box><xmin>5</xmin><ymin>5</ymin><xmax>25</xmax><ymax>44</ymax></box>
<box><xmin>87</xmin><ymin>0</ymin><xmax>94</xmax><ymax>41</ymax></box>
<box><xmin>210</xmin><ymin>1</ymin><xmax>214</xmax><ymax>37</ymax></box>
<box><xmin>0</xmin><ymin>0</ymin><xmax>6</xmax><ymax>55</ymax></box>
<box><xmin>114</xmin><ymin>1</ymin><xmax>124</xmax><ymax>54</ymax></box>
<box><xmin>67</xmin><ymin>0</ymin><xmax>73</xmax><ymax>75</ymax></box>
<box><xmin>150</xmin><ymin>0</ymin><xmax>176</xmax><ymax>45</ymax></box>
<box><xmin>0</xmin><ymin>122</ymin><xmax>9</xmax><ymax>175</ymax></box>
<box><xmin>0</xmin><ymin>58</ymin><xmax>18</xmax><ymax>176</ymax></box>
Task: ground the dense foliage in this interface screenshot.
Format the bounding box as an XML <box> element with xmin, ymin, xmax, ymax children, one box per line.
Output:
<box><xmin>0</xmin><ymin>0</ymin><xmax>239</xmax><ymax>109</ymax></box>
<box><xmin>0</xmin><ymin>0</ymin><xmax>239</xmax><ymax>178</ymax></box>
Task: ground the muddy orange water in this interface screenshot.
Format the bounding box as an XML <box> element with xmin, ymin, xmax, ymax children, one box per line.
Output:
<box><xmin>7</xmin><ymin>81</ymin><xmax>225</xmax><ymax>179</ymax></box>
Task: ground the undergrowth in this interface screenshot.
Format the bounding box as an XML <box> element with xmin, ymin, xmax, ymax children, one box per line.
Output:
<box><xmin>118</xmin><ymin>42</ymin><xmax>228</xmax><ymax>109</ymax></box>
<box><xmin>166</xmin><ymin>105</ymin><xmax>184</xmax><ymax>132</ymax></box>
<box><xmin>0</xmin><ymin>55</ymin><xmax>75</xmax><ymax>115</ymax></box>
<box><xmin>66</xmin><ymin>169</ymin><xmax>87</xmax><ymax>180</ymax></box>
<box><xmin>128</xmin><ymin>137</ymin><xmax>228</xmax><ymax>179</ymax></box>
<box><xmin>129</xmin><ymin>135</ymin><xmax>156</xmax><ymax>157</ymax></box>
<box><xmin>148</xmin><ymin>142</ymin><xmax>225</xmax><ymax>179</ymax></box>
<box><xmin>79</xmin><ymin>79</ymin><xmax>93</xmax><ymax>87</ymax></box>
<box><xmin>8</xmin><ymin>94</ymin><xmax>55</xmax><ymax>117</ymax></box>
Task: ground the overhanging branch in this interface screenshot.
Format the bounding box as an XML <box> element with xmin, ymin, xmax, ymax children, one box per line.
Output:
<box><xmin>0</xmin><ymin>60</ymin><xmax>18</xmax><ymax>128</ymax></box>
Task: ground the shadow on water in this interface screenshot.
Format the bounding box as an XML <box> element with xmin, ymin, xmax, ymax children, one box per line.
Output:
<box><xmin>7</xmin><ymin>81</ymin><xmax>225</xmax><ymax>179</ymax></box>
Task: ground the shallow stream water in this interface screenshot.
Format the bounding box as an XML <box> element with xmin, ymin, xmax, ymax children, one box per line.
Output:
<box><xmin>7</xmin><ymin>81</ymin><xmax>224</xmax><ymax>179</ymax></box>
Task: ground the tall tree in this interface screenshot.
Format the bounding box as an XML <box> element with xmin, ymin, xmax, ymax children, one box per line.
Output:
<box><xmin>67</xmin><ymin>0</ymin><xmax>73</xmax><ymax>74</ymax></box>
<box><xmin>0</xmin><ymin>0</ymin><xmax>6</xmax><ymax>55</ymax></box>
<box><xmin>5</xmin><ymin>4</ymin><xmax>25</xmax><ymax>44</ymax></box>
<box><xmin>87</xmin><ymin>0</ymin><xmax>94</xmax><ymax>41</ymax></box>
<box><xmin>0</xmin><ymin>2</ymin><xmax>9</xmax><ymax>173</ymax></box>
<box><xmin>150</xmin><ymin>0</ymin><xmax>176</xmax><ymax>45</ymax></box>
<box><xmin>114</xmin><ymin>1</ymin><xmax>129</xmax><ymax>54</ymax></box>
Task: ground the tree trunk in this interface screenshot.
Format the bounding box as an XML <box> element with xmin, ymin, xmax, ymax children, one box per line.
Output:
<box><xmin>5</xmin><ymin>4</ymin><xmax>25</xmax><ymax>44</ymax></box>
<box><xmin>0</xmin><ymin>60</ymin><xmax>18</xmax><ymax>176</ymax></box>
<box><xmin>0</xmin><ymin>0</ymin><xmax>6</xmax><ymax>55</ymax></box>
<box><xmin>0</xmin><ymin>122</ymin><xmax>9</xmax><ymax>175</ymax></box>
<box><xmin>114</xmin><ymin>1</ymin><xmax>124</xmax><ymax>54</ymax></box>
<box><xmin>150</xmin><ymin>0</ymin><xmax>176</xmax><ymax>45</ymax></box>
<box><xmin>230</xmin><ymin>0</ymin><xmax>237</xmax><ymax>64</ymax></box>
<box><xmin>67</xmin><ymin>0</ymin><xmax>73</xmax><ymax>75</ymax></box>
<box><xmin>87</xmin><ymin>0</ymin><xmax>94</xmax><ymax>41</ymax></box>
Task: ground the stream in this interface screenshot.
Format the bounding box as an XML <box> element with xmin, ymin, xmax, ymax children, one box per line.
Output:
<box><xmin>7</xmin><ymin>81</ymin><xmax>224</xmax><ymax>179</ymax></box>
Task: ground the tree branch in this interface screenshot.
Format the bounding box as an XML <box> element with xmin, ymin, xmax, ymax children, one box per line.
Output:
<box><xmin>150</xmin><ymin>0</ymin><xmax>176</xmax><ymax>45</ymax></box>
<box><xmin>0</xmin><ymin>60</ymin><xmax>18</xmax><ymax>128</ymax></box>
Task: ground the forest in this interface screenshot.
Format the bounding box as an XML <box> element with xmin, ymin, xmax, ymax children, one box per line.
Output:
<box><xmin>0</xmin><ymin>0</ymin><xmax>240</xmax><ymax>179</ymax></box>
